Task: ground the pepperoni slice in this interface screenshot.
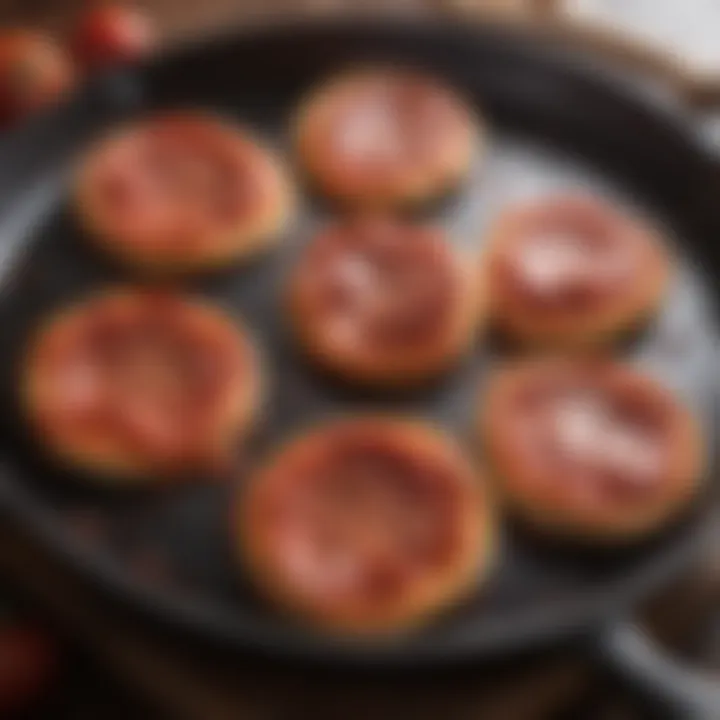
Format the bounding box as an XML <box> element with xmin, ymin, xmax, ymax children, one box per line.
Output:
<box><xmin>294</xmin><ymin>70</ymin><xmax>479</xmax><ymax>207</ymax></box>
<box><xmin>24</xmin><ymin>290</ymin><xmax>261</xmax><ymax>481</ymax></box>
<box><xmin>238</xmin><ymin>418</ymin><xmax>492</xmax><ymax>634</ymax></box>
<box><xmin>480</xmin><ymin>359</ymin><xmax>703</xmax><ymax>541</ymax></box>
<box><xmin>483</xmin><ymin>196</ymin><xmax>670</xmax><ymax>347</ymax></box>
<box><xmin>76</xmin><ymin>112</ymin><xmax>293</xmax><ymax>273</ymax></box>
<box><xmin>289</xmin><ymin>217</ymin><xmax>479</xmax><ymax>387</ymax></box>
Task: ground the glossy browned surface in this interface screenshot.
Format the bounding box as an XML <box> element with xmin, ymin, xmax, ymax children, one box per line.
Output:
<box><xmin>485</xmin><ymin>196</ymin><xmax>669</xmax><ymax>345</ymax></box>
<box><xmin>241</xmin><ymin>419</ymin><xmax>488</xmax><ymax>633</ymax></box>
<box><xmin>290</xmin><ymin>217</ymin><xmax>473</xmax><ymax>384</ymax></box>
<box><xmin>78</xmin><ymin>112</ymin><xmax>288</xmax><ymax>268</ymax></box>
<box><xmin>483</xmin><ymin>359</ymin><xmax>703</xmax><ymax>539</ymax></box>
<box><xmin>296</xmin><ymin>69</ymin><xmax>476</xmax><ymax>205</ymax></box>
<box><xmin>26</xmin><ymin>291</ymin><xmax>257</xmax><ymax>476</ymax></box>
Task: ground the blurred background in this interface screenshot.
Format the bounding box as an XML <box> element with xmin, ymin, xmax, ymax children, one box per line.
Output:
<box><xmin>0</xmin><ymin>1</ymin><xmax>718</xmax><ymax>718</ymax></box>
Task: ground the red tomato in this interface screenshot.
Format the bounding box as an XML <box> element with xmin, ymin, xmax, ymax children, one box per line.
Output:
<box><xmin>0</xmin><ymin>31</ymin><xmax>74</xmax><ymax>125</ymax></box>
<box><xmin>72</xmin><ymin>3</ymin><xmax>155</xmax><ymax>70</ymax></box>
<box><xmin>0</xmin><ymin>623</ymin><xmax>58</xmax><ymax>714</ymax></box>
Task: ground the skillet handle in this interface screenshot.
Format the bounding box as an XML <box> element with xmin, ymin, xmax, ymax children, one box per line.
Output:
<box><xmin>597</xmin><ymin>621</ymin><xmax>720</xmax><ymax>720</ymax></box>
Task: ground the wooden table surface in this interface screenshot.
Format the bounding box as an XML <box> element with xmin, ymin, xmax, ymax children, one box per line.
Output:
<box><xmin>0</xmin><ymin>1</ymin><xmax>719</xmax><ymax>718</ymax></box>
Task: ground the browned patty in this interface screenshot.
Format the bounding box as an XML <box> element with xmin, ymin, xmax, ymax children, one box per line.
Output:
<box><xmin>24</xmin><ymin>289</ymin><xmax>262</xmax><ymax>481</ymax></box>
<box><xmin>288</xmin><ymin>216</ymin><xmax>481</xmax><ymax>387</ymax></box>
<box><xmin>237</xmin><ymin>417</ymin><xmax>494</xmax><ymax>635</ymax></box>
<box><xmin>482</xmin><ymin>195</ymin><xmax>671</xmax><ymax>347</ymax></box>
<box><xmin>294</xmin><ymin>69</ymin><xmax>480</xmax><ymax>208</ymax></box>
<box><xmin>480</xmin><ymin>358</ymin><xmax>703</xmax><ymax>542</ymax></box>
<box><xmin>76</xmin><ymin>111</ymin><xmax>293</xmax><ymax>273</ymax></box>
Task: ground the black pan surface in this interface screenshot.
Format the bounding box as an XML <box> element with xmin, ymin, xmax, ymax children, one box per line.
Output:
<box><xmin>0</xmin><ymin>20</ymin><xmax>717</xmax><ymax>666</ymax></box>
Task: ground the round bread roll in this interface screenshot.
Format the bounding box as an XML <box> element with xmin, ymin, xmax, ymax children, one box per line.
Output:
<box><xmin>294</xmin><ymin>69</ymin><xmax>480</xmax><ymax>208</ymax></box>
<box><xmin>480</xmin><ymin>358</ymin><xmax>703</xmax><ymax>542</ymax></box>
<box><xmin>76</xmin><ymin>111</ymin><xmax>293</xmax><ymax>273</ymax></box>
<box><xmin>482</xmin><ymin>195</ymin><xmax>671</xmax><ymax>347</ymax></box>
<box><xmin>288</xmin><ymin>216</ymin><xmax>481</xmax><ymax>387</ymax></box>
<box><xmin>238</xmin><ymin>417</ymin><xmax>494</xmax><ymax>635</ymax></box>
<box><xmin>24</xmin><ymin>289</ymin><xmax>262</xmax><ymax>481</ymax></box>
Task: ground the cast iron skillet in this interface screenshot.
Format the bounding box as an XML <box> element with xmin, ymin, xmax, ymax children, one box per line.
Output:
<box><xmin>0</xmin><ymin>19</ymin><xmax>717</xmax><ymax>717</ymax></box>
